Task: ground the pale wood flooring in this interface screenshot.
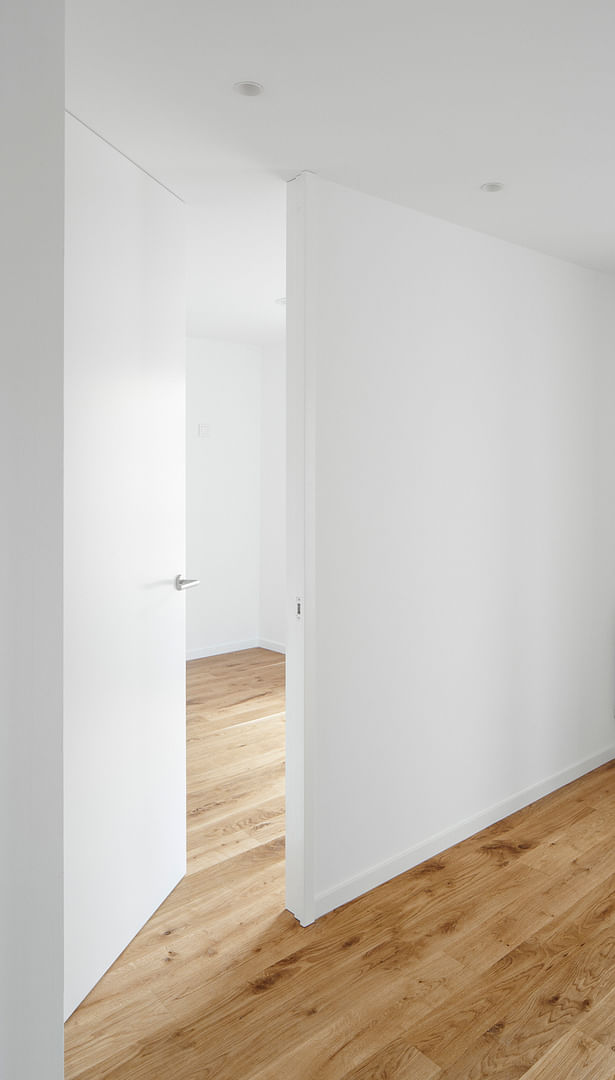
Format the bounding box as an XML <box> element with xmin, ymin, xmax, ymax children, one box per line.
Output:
<box><xmin>65</xmin><ymin>649</ymin><xmax>615</xmax><ymax>1079</ymax></box>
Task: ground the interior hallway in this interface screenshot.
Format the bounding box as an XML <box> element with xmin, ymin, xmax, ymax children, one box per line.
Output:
<box><xmin>65</xmin><ymin>651</ymin><xmax>615</xmax><ymax>1079</ymax></box>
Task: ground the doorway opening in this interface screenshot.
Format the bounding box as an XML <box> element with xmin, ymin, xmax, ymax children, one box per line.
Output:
<box><xmin>184</xmin><ymin>332</ymin><xmax>287</xmax><ymax>872</ymax></box>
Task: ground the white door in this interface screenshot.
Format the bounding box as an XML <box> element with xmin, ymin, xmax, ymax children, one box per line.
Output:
<box><xmin>63</xmin><ymin>115</ymin><xmax>186</xmax><ymax>1018</ymax></box>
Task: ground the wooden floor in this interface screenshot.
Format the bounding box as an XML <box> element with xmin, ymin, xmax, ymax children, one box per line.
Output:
<box><xmin>65</xmin><ymin>649</ymin><xmax>615</xmax><ymax>1079</ymax></box>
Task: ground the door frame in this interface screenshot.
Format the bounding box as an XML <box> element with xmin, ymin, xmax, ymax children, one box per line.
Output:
<box><xmin>285</xmin><ymin>173</ymin><xmax>314</xmax><ymax>927</ymax></box>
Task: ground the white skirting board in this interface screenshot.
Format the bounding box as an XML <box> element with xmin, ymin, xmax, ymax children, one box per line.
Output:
<box><xmin>186</xmin><ymin>639</ymin><xmax>286</xmax><ymax>660</ymax></box>
<box><xmin>312</xmin><ymin>742</ymin><xmax>615</xmax><ymax>921</ymax></box>
<box><xmin>259</xmin><ymin>639</ymin><xmax>287</xmax><ymax>655</ymax></box>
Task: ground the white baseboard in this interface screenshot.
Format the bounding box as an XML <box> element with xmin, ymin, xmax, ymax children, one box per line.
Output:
<box><xmin>258</xmin><ymin>639</ymin><xmax>286</xmax><ymax>655</ymax></box>
<box><xmin>187</xmin><ymin>638</ymin><xmax>286</xmax><ymax>661</ymax></box>
<box><xmin>186</xmin><ymin>639</ymin><xmax>260</xmax><ymax>660</ymax></box>
<box><xmin>313</xmin><ymin>743</ymin><xmax>615</xmax><ymax>921</ymax></box>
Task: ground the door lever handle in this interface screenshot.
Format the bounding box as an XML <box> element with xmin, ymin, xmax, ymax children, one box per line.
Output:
<box><xmin>175</xmin><ymin>575</ymin><xmax>200</xmax><ymax>591</ymax></box>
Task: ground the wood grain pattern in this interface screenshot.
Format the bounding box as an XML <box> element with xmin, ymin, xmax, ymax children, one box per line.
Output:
<box><xmin>65</xmin><ymin>649</ymin><xmax>615</xmax><ymax>1079</ymax></box>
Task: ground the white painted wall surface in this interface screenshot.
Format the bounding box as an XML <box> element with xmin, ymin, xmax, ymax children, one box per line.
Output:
<box><xmin>0</xmin><ymin>5</ymin><xmax>64</xmax><ymax>1074</ymax></box>
<box><xmin>260</xmin><ymin>344</ymin><xmax>287</xmax><ymax>651</ymax></box>
<box><xmin>287</xmin><ymin>173</ymin><xmax>615</xmax><ymax>922</ymax></box>
<box><xmin>186</xmin><ymin>339</ymin><xmax>262</xmax><ymax>658</ymax></box>
<box><xmin>186</xmin><ymin>338</ymin><xmax>286</xmax><ymax>658</ymax></box>
<box><xmin>64</xmin><ymin>115</ymin><xmax>186</xmax><ymax>1017</ymax></box>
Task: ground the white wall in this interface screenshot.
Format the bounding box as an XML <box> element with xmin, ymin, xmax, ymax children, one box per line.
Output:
<box><xmin>287</xmin><ymin>173</ymin><xmax>615</xmax><ymax>923</ymax></box>
<box><xmin>260</xmin><ymin>344</ymin><xmax>287</xmax><ymax>651</ymax></box>
<box><xmin>64</xmin><ymin>116</ymin><xmax>186</xmax><ymax>1017</ymax></box>
<box><xmin>186</xmin><ymin>339</ymin><xmax>262</xmax><ymax>657</ymax></box>
<box><xmin>0</xmin><ymin>5</ymin><xmax>64</xmax><ymax>1075</ymax></box>
<box><xmin>186</xmin><ymin>338</ymin><xmax>286</xmax><ymax>658</ymax></box>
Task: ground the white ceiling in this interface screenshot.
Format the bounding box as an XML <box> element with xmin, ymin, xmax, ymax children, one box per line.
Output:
<box><xmin>66</xmin><ymin>0</ymin><xmax>615</xmax><ymax>345</ymax></box>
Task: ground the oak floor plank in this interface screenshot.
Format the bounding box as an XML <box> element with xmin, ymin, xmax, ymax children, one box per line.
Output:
<box><xmin>412</xmin><ymin>866</ymin><xmax>615</xmax><ymax>1070</ymax></box>
<box><xmin>248</xmin><ymin>982</ymin><xmax>450</xmax><ymax>1080</ymax></box>
<box><xmin>436</xmin><ymin>919</ymin><xmax>615</xmax><ymax>1078</ymax></box>
<box><xmin>345</xmin><ymin>1040</ymin><xmax>441</xmax><ymax>1080</ymax></box>
<box><xmin>517</xmin><ymin>1030</ymin><xmax>615</xmax><ymax>1079</ymax></box>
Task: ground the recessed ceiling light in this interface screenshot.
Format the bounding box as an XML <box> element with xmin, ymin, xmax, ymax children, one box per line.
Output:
<box><xmin>234</xmin><ymin>81</ymin><xmax>264</xmax><ymax>97</ymax></box>
<box><xmin>275</xmin><ymin>297</ymin><xmax>286</xmax><ymax>305</ymax></box>
<box><xmin>480</xmin><ymin>181</ymin><xmax>504</xmax><ymax>193</ymax></box>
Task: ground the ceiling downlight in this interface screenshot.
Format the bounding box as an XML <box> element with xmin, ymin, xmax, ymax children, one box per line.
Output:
<box><xmin>233</xmin><ymin>81</ymin><xmax>264</xmax><ymax>97</ymax></box>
